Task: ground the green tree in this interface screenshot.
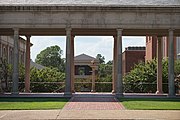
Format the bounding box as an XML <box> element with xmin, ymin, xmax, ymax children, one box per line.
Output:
<box><xmin>106</xmin><ymin>60</ymin><xmax>113</xmax><ymax>65</ymax></box>
<box><xmin>96</xmin><ymin>54</ymin><xmax>105</xmax><ymax>64</ymax></box>
<box><xmin>35</xmin><ymin>45</ymin><xmax>65</xmax><ymax>72</ymax></box>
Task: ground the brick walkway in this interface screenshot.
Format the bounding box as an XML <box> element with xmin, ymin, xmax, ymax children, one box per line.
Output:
<box><xmin>63</xmin><ymin>97</ymin><xmax>124</xmax><ymax>110</ymax></box>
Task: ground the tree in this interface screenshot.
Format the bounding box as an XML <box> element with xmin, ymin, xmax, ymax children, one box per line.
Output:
<box><xmin>35</xmin><ymin>45</ymin><xmax>65</xmax><ymax>72</ymax></box>
<box><xmin>106</xmin><ymin>60</ymin><xmax>113</xmax><ymax>65</ymax></box>
<box><xmin>96</xmin><ymin>54</ymin><xmax>105</xmax><ymax>64</ymax></box>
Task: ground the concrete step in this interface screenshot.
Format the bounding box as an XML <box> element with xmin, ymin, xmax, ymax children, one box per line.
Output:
<box><xmin>73</xmin><ymin>93</ymin><xmax>115</xmax><ymax>98</ymax></box>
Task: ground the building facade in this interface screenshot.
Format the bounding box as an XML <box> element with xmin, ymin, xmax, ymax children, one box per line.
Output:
<box><xmin>122</xmin><ymin>47</ymin><xmax>145</xmax><ymax>76</ymax></box>
<box><xmin>146</xmin><ymin>36</ymin><xmax>180</xmax><ymax>61</ymax></box>
<box><xmin>0</xmin><ymin>36</ymin><xmax>26</xmax><ymax>64</ymax></box>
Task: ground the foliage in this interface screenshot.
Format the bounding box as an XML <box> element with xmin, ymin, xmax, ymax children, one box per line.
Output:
<box><xmin>5</xmin><ymin>63</ymin><xmax>65</xmax><ymax>93</ymax></box>
<box><xmin>123</xmin><ymin>59</ymin><xmax>180</xmax><ymax>93</ymax></box>
<box><xmin>35</xmin><ymin>45</ymin><xmax>65</xmax><ymax>72</ymax></box>
<box><xmin>30</xmin><ymin>67</ymin><xmax>65</xmax><ymax>92</ymax></box>
<box><xmin>0</xmin><ymin>58</ymin><xmax>9</xmax><ymax>92</ymax></box>
<box><xmin>98</xmin><ymin>64</ymin><xmax>112</xmax><ymax>79</ymax></box>
<box><xmin>96</xmin><ymin>54</ymin><xmax>105</xmax><ymax>64</ymax></box>
<box><xmin>106</xmin><ymin>60</ymin><xmax>113</xmax><ymax>65</ymax></box>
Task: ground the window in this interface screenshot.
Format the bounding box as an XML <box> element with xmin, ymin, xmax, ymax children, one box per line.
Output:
<box><xmin>78</xmin><ymin>67</ymin><xmax>85</xmax><ymax>75</ymax></box>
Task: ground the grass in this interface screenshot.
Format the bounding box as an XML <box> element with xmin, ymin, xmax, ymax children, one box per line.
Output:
<box><xmin>0</xmin><ymin>98</ymin><xmax>69</xmax><ymax>110</ymax></box>
<box><xmin>120</xmin><ymin>98</ymin><xmax>180</xmax><ymax>110</ymax></box>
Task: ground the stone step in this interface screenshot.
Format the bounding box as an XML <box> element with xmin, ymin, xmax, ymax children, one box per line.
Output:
<box><xmin>73</xmin><ymin>93</ymin><xmax>115</xmax><ymax>98</ymax></box>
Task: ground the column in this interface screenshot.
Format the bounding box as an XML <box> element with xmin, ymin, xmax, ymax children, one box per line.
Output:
<box><xmin>156</xmin><ymin>36</ymin><xmax>163</xmax><ymax>94</ymax></box>
<box><xmin>168</xmin><ymin>29</ymin><xmax>175</xmax><ymax>97</ymax></box>
<box><xmin>12</xmin><ymin>28</ymin><xmax>19</xmax><ymax>94</ymax></box>
<box><xmin>64</xmin><ymin>28</ymin><xmax>72</xmax><ymax>97</ymax></box>
<box><xmin>116</xmin><ymin>29</ymin><xmax>123</xmax><ymax>98</ymax></box>
<box><xmin>91</xmin><ymin>64</ymin><xmax>96</xmax><ymax>92</ymax></box>
<box><xmin>0</xmin><ymin>41</ymin><xmax>2</xmax><ymax>58</ymax></box>
<box><xmin>112</xmin><ymin>36</ymin><xmax>117</xmax><ymax>93</ymax></box>
<box><xmin>25</xmin><ymin>35</ymin><xmax>31</xmax><ymax>93</ymax></box>
<box><xmin>71</xmin><ymin>35</ymin><xmax>75</xmax><ymax>93</ymax></box>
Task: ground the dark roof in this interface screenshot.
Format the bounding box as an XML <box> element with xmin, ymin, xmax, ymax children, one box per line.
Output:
<box><xmin>0</xmin><ymin>0</ymin><xmax>179</xmax><ymax>7</ymax></box>
<box><xmin>125</xmin><ymin>46</ymin><xmax>146</xmax><ymax>51</ymax></box>
<box><xmin>74</xmin><ymin>53</ymin><xmax>99</xmax><ymax>62</ymax></box>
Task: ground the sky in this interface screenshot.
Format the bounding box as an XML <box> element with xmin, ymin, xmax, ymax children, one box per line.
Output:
<box><xmin>29</xmin><ymin>36</ymin><xmax>146</xmax><ymax>63</ymax></box>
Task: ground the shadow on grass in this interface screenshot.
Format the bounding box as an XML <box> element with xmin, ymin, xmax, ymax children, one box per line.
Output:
<box><xmin>0</xmin><ymin>97</ymin><xmax>69</xmax><ymax>102</ymax></box>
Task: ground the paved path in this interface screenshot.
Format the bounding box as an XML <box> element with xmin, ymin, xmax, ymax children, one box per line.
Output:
<box><xmin>0</xmin><ymin>110</ymin><xmax>180</xmax><ymax>120</ymax></box>
<box><xmin>63</xmin><ymin>97</ymin><xmax>124</xmax><ymax>110</ymax></box>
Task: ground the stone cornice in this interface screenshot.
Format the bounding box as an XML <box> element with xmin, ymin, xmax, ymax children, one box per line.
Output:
<box><xmin>0</xmin><ymin>6</ymin><xmax>180</xmax><ymax>13</ymax></box>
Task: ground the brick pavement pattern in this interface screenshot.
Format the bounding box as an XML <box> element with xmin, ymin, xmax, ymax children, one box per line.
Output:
<box><xmin>63</xmin><ymin>97</ymin><xmax>124</xmax><ymax>110</ymax></box>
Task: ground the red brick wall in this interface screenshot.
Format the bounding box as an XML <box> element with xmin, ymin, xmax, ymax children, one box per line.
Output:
<box><xmin>146</xmin><ymin>36</ymin><xmax>177</xmax><ymax>60</ymax></box>
<box><xmin>145</xmin><ymin>36</ymin><xmax>157</xmax><ymax>61</ymax></box>
<box><xmin>122</xmin><ymin>50</ymin><xmax>145</xmax><ymax>76</ymax></box>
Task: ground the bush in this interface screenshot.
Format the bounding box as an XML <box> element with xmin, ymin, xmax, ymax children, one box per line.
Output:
<box><xmin>5</xmin><ymin>64</ymin><xmax>65</xmax><ymax>93</ymax></box>
<box><xmin>123</xmin><ymin>59</ymin><xmax>180</xmax><ymax>93</ymax></box>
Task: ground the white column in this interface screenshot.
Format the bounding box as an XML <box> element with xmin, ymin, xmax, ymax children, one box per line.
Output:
<box><xmin>156</xmin><ymin>36</ymin><xmax>163</xmax><ymax>94</ymax></box>
<box><xmin>112</xmin><ymin>36</ymin><xmax>117</xmax><ymax>93</ymax></box>
<box><xmin>168</xmin><ymin>29</ymin><xmax>175</xmax><ymax>97</ymax></box>
<box><xmin>116</xmin><ymin>29</ymin><xmax>123</xmax><ymax>98</ymax></box>
<box><xmin>64</xmin><ymin>28</ymin><xmax>72</xmax><ymax>97</ymax></box>
<box><xmin>25</xmin><ymin>35</ymin><xmax>31</xmax><ymax>93</ymax></box>
<box><xmin>12</xmin><ymin>28</ymin><xmax>19</xmax><ymax>94</ymax></box>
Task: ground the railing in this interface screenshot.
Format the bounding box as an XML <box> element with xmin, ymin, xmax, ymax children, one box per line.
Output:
<box><xmin>1</xmin><ymin>81</ymin><xmax>180</xmax><ymax>94</ymax></box>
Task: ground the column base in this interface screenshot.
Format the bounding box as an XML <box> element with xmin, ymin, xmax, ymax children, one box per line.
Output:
<box><xmin>168</xmin><ymin>94</ymin><xmax>176</xmax><ymax>98</ymax></box>
<box><xmin>25</xmin><ymin>89</ymin><xmax>31</xmax><ymax>93</ymax></box>
<box><xmin>91</xmin><ymin>90</ymin><xmax>96</xmax><ymax>93</ymax></box>
<box><xmin>155</xmin><ymin>91</ymin><xmax>163</xmax><ymax>94</ymax></box>
<box><xmin>64</xmin><ymin>92</ymin><xmax>72</xmax><ymax>98</ymax></box>
<box><xmin>71</xmin><ymin>90</ymin><xmax>75</xmax><ymax>93</ymax></box>
<box><xmin>115</xmin><ymin>93</ymin><xmax>124</xmax><ymax>98</ymax></box>
<box><xmin>11</xmin><ymin>92</ymin><xmax>19</xmax><ymax>95</ymax></box>
<box><xmin>112</xmin><ymin>90</ymin><xmax>116</xmax><ymax>93</ymax></box>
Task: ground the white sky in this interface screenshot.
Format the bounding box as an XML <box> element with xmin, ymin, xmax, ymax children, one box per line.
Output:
<box><xmin>29</xmin><ymin>36</ymin><xmax>146</xmax><ymax>63</ymax></box>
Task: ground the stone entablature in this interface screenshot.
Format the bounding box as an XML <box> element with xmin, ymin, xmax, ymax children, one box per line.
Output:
<box><xmin>0</xmin><ymin>5</ymin><xmax>180</xmax><ymax>36</ymax></box>
<box><xmin>0</xmin><ymin>0</ymin><xmax>179</xmax><ymax>6</ymax></box>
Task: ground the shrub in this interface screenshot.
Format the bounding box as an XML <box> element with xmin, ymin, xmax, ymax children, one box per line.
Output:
<box><xmin>123</xmin><ymin>59</ymin><xmax>180</xmax><ymax>93</ymax></box>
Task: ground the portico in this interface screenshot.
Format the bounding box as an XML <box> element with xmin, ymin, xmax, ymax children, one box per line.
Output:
<box><xmin>0</xmin><ymin>1</ymin><xmax>180</xmax><ymax>97</ymax></box>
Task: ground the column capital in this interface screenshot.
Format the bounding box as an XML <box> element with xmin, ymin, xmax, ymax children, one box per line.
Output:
<box><xmin>66</xmin><ymin>28</ymin><xmax>72</xmax><ymax>36</ymax></box>
<box><xmin>66</xmin><ymin>27</ymin><xmax>72</xmax><ymax>31</ymax></box>
<box><xmin>168</xmin><ymin>29</ymin><xmax>175</xmax><ymax>32</ymax></box>
<box><xmin>25</xmin><ymin>35</ymin><xmax>31</xmax><ymax>39</ymax></box>
<box><xmin>117</xmin><ymin>29</ymin><xmax>123</xmax><ymax>36</ymax></box>
<box><xmin>113</xmin><ymin>36</ymin><xmax>117</xmax><ymax>39</ymax></box>
<box><xmin>71</xmin><ymin>35</ymin><xmax>75</xmax><ymax>38</ymax></box>
<box><xmin>117</xmin><ymin>28</ymin><xmax>123</xmax><ymax>32</ymax></box>
<box><xmin>13</xmin><ymin>28</ymin><xmax>19</xmax><ymax>31</ymax></box>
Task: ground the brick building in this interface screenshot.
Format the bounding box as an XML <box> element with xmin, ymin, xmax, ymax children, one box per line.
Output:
<box><xmin>146</xmin><ymin>36</ymin><xmax>180</xmax><ymax>61</ymax></box>
<box><xmin>122</xmin><ymin>47</ymin><xmax>145</xmax><ymax>76</ymax></box>
<box><xmin>0</xmin><ymin>36</ymin><xmax>26</xmax><ymax>64</ymax></box>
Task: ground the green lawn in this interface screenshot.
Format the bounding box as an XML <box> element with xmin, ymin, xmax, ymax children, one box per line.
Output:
<box><xmin>120</xmin><ymin>98</ymin><xmax>180</xmax><ymax>110</ymax></box>
<box><xmin>0</xmin><ymin>98</ymin><xmax>69</xmax><ymax>110</ymax></box>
